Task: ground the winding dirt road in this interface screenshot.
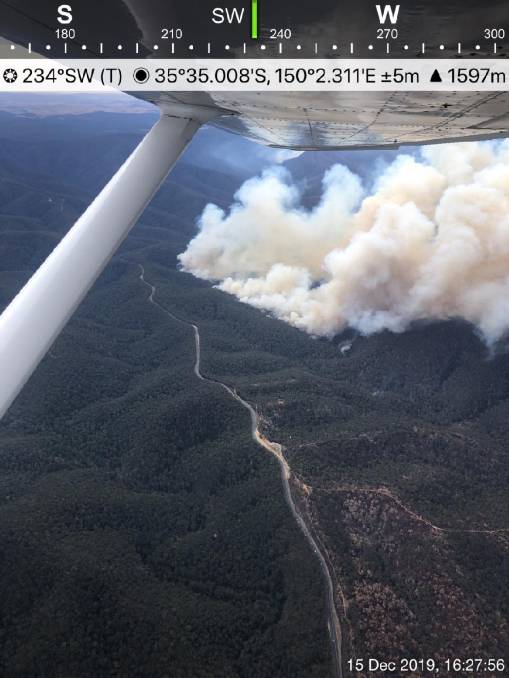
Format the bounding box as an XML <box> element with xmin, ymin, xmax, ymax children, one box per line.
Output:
<box><xmin>137</xmin><ymin>264</ymin><xmax>343</xmax><ymax>678</ymax></box>
<box><xmin>316</xmin><ymin>483</ymin><xmax>509</xmax><ymax>536</ymax></box>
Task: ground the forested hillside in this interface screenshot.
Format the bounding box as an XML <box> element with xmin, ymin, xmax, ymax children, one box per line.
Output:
<box><xmin>0</xmin><ymin>107</ymin><xmax>507</xmax><ymax>677</ymax></box>
<box><xmin>0</xmin><ymin>110</ymin><xmax>334</xmax><ymax>678</ymax></box>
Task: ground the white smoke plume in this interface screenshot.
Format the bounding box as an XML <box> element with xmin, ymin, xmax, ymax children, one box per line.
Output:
<box><xmin>178</xmin><ymin>141</ymin><xmax>509</xmax><ymax>343</ymax></box>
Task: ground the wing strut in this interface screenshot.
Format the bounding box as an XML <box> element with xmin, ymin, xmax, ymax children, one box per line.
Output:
<box><xmin>0</xmin><ymin>113</ymin><xmax>202</xmax><ymax>419</ymax></box>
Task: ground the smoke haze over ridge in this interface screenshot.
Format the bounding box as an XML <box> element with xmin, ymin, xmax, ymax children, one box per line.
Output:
<box><xmin>178</xmin><ymin>141</ymin><xmax>509</xmax><ymax>344</ymax></box>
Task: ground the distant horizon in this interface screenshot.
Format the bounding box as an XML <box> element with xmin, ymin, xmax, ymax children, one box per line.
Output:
<box><xmin>0</xmin><ymin>92</ymin><xmax>156</xmax><ymax>116</ymax></box>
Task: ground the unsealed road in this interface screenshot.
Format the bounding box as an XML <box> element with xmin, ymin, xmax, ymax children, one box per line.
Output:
<box><xmin>138</xmin><ymin>264</ymin><xmax>343</xmax><ymax>678</ymax></box>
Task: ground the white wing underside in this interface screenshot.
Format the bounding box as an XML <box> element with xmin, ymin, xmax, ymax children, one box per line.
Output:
<box><xmin>3</xmin><ymin>0</ymin><xmax>509</xmax><ymax>416</ymax></box>
<box><xmin>0</xmin><ymin>112</ymin><xmax>204</xmax><ymax>419</ymax></box>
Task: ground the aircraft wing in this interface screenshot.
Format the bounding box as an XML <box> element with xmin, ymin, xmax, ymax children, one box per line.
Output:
<box><xmin>1</xmin><ymin>0</ymin><xmax>509</xmax><ymax>417</ymax></box>
<box><xmin>2</xmin><ymin>0</ymin><xmax>509</xmax><ymax>151</ymax></box>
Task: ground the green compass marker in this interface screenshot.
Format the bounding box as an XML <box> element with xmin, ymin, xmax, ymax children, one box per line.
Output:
<box><xmin>251</xmin><ymin>0</ymin><xmax>258</xmax><ymax>39</ymax></box>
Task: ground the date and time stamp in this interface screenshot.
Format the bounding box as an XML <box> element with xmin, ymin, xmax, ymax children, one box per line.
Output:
<box><xmin>347</xmin><ymin>657</ymin><xmax>506</xmax><ymax>674</ymax></box>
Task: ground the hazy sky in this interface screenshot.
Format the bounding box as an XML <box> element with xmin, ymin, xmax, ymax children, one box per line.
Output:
<box><xmin>0</xmin><ymin>92</ymin><xmax>155</xmax><ymax>116</ymax></box>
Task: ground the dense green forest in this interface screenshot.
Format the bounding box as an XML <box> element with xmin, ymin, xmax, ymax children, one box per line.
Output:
<box><xmin>0</xmin><ymin>112</ymin><xmax>333</xmax><ymax>678</ymax></box>
<box><xmin>0</xmin><ymin>108</ymin><xmax>508</xmax><ymax>676</ymax></box>
<box><xmin>129</xmin><ymin>239</ymin><xmax>509</xmax><ymax>671</ymax></box>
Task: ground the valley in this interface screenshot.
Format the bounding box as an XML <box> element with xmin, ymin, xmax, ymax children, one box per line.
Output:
<box><xmin>0</xmin><ymin>108</ymin><xmax>507</xmax><ymax>676</ymax></box>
